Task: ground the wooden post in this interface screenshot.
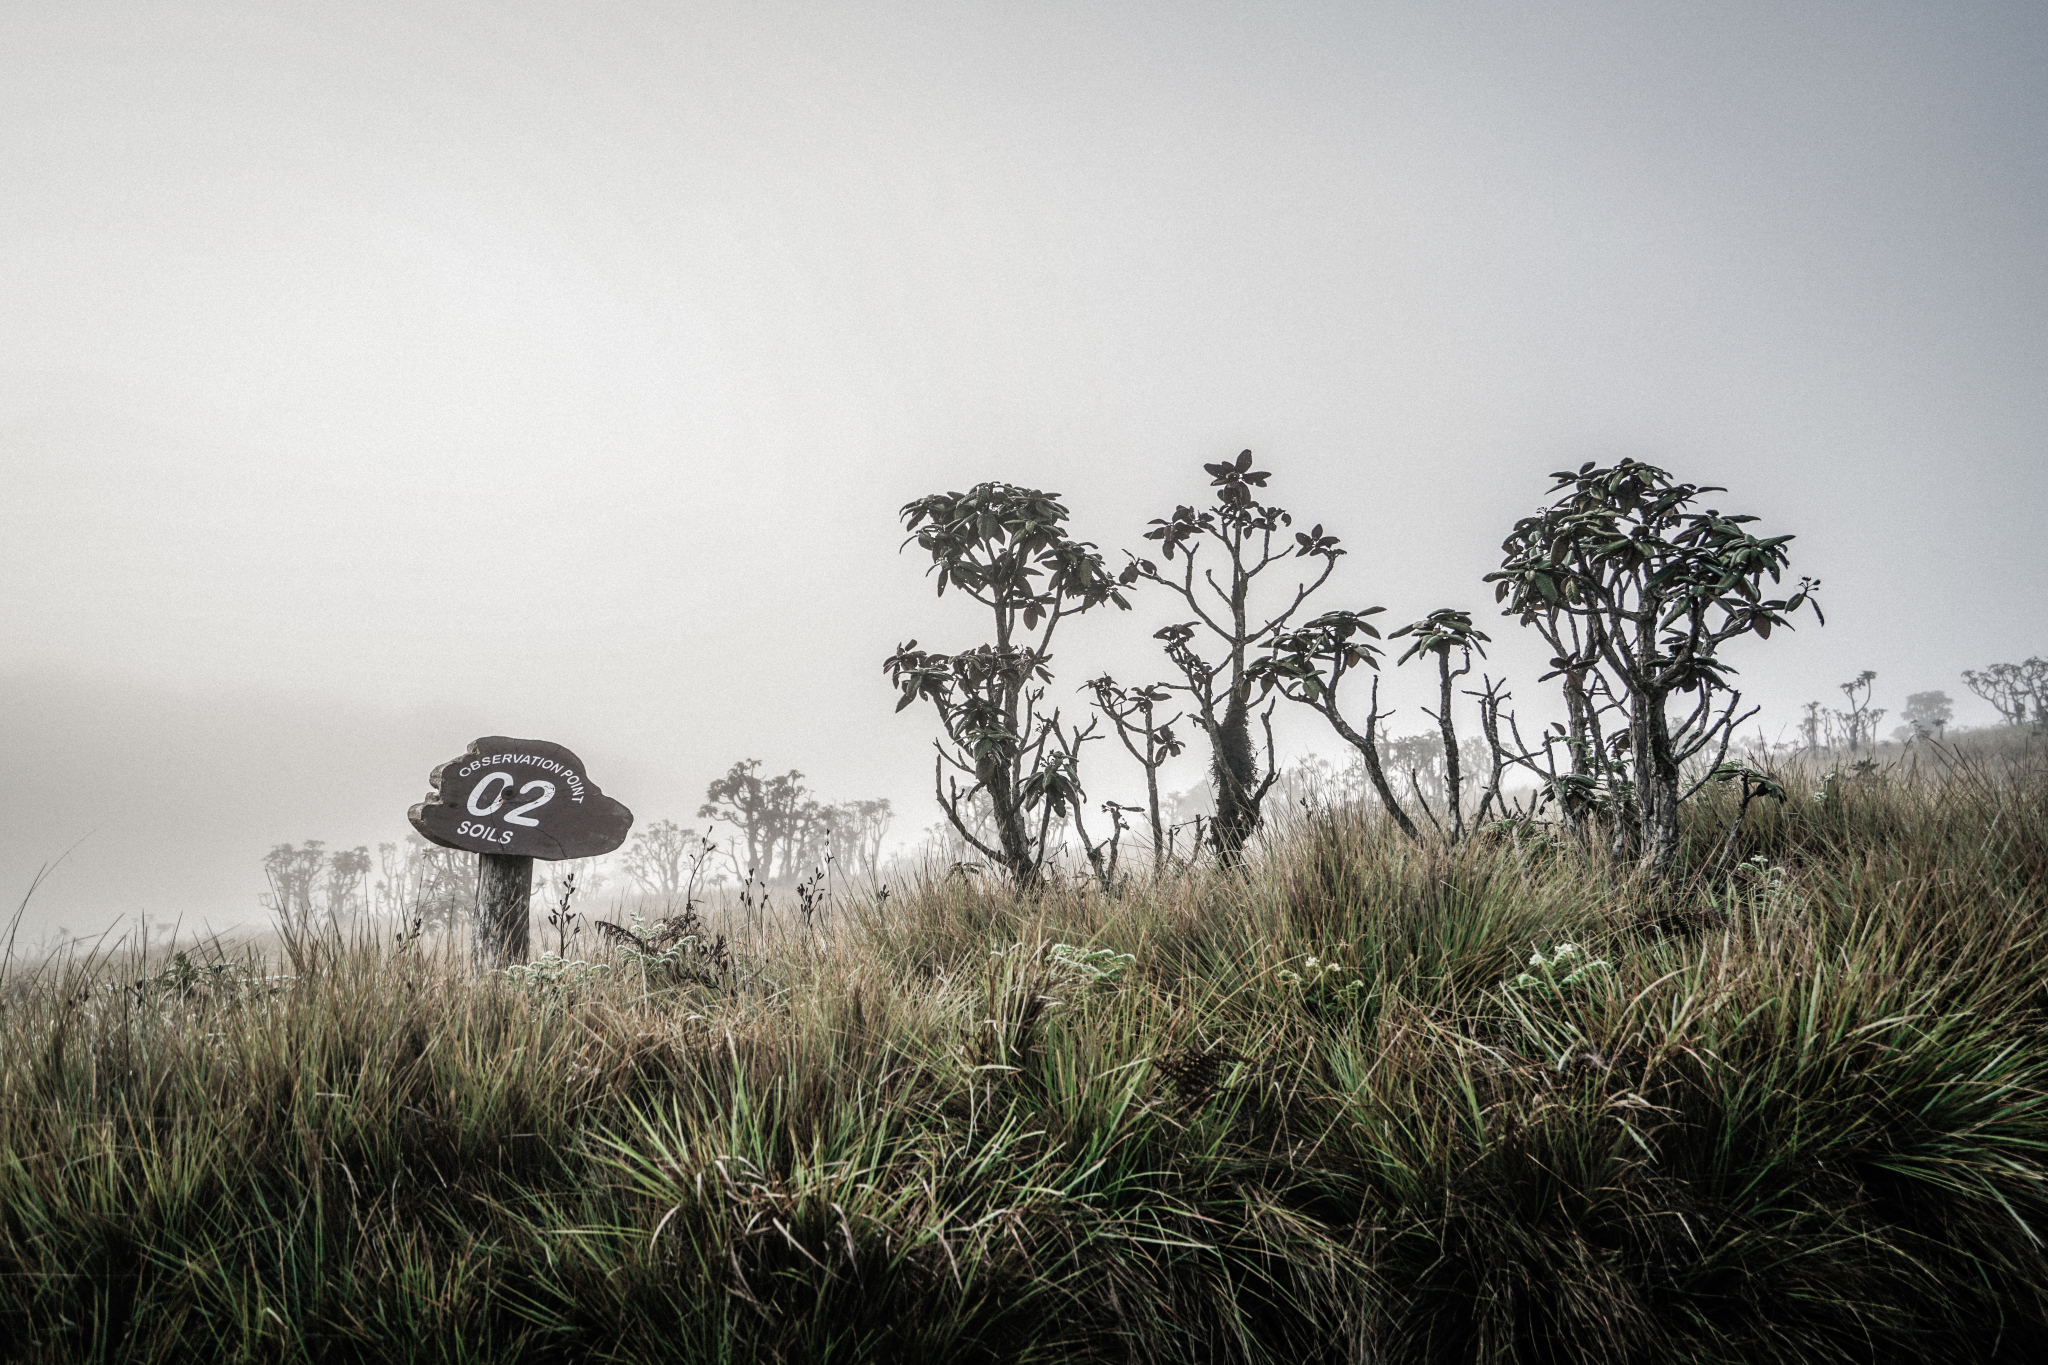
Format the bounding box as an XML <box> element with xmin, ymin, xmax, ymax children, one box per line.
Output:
<box><xmin>476</xmin><ymin>852</ymin><xmax>533</xmax><ymax>966</ymax></box>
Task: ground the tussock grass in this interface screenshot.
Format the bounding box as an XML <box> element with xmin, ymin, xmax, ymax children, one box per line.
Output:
<box><xmin>4</xmin><ymin>754</ymin><xmax>2048</xmax><ymax>1361</ymax></box>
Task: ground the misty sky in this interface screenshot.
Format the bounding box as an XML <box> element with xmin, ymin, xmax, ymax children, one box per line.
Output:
<box><xmin>5</xmin><ymin>1</ymin><xmax>2045</xmax><ymax>939</ymax></box>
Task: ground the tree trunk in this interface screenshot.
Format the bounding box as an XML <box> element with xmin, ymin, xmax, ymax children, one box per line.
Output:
<box><xmin>1145</xmin><ymin>750</ymin><xmax>1165</xmax><ymax>870</ymax></box>
<box><xmin>1208</xmin><ymin>693</ymin><xmax>1262</xmax><ymax>862</ymax></box>
<box><xmin>991</xmin><ymin>666</ymin><xmax>1041</xmax><ymax>889</ymax></box>
<box><xmin>1434</xmin><ymin>654</ymin><xmax>1465</xmax><ymax>842</ymax></box>
<box><xmin>1637</xmin><ymin>694</ymin><xmax>1682</xmax><ymax>877</ymax></box>
<box><xmin>987</xmin><ymin>763</ymin><xmax>1040</xmax><ymax>889</ymax></box>
<box><xmin>475</xmin><ymin>853</ymin><xmax>532</xmax><ymax>967</ymax></box>
<box><xmin>1559</xmin><ymin>669</ymin><xmax>1597</xmax><ymax>841</ymax></box>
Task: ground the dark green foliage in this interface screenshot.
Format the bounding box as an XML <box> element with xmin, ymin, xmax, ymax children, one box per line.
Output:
<box><xmin>1487</xmin><ymin>459</ymin><xmax>1822</xmax><ymax>877</ymax></box>
<box><xmin>888</xmin><ymin>482</ymin><xmax>1131</xmax><ymax>888</ymax></box>
<box><xmin>1131</xmin><ymin>452</ymin><xmax>1350</xmax><ymax>862</ymax></box>
<box><xmin>3</xmin><ymin>753</ymin><xmax>2048</xmax><ymax>1361</ymax></box>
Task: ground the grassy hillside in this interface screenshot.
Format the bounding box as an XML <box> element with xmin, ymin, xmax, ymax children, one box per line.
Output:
<box><xmin>3</xmin><ymin>746</ymin><xmax>2046</xmax><ymax>1362</ymax></box>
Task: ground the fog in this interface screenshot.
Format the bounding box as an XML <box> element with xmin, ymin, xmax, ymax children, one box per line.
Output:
<box><xmin>5</xmin><ymin>1</ymin><xmax>2045</xmax><ymax>941</ymax></box>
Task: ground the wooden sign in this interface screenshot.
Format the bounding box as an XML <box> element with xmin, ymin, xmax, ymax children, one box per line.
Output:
<box><xmin>409</xmin><ymin>736</ymin><xmax>634</xmax><ymax>861</ymax></box>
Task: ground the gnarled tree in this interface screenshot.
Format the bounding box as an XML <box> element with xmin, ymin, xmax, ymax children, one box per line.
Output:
<box><xmin>886</xmin><ymin>483</ymin><xmax>1130</xmax><ymax>888</ymax></box>
<box><xmin>1128</xmin><ymin>452</ymin><xmax>1345</xmax><ymax>861</ymax></box>
<box><xmin>1963</xmin><ymin>659</ymin><xmax>2046</xmax><ymax>728</ymax></box>
<box><xmin>1486</xmin><ymin>459</ymin><xmax>1821</xmax><ymax>877</ymax></box>
<box><xmin>698</xmin><ymin>760</ymin><xmax>819</xmax><ymax>882</ymax></box>
<box><xmin>1250</xmin><ymin>607</ymin><xmax>1420</xmax><ymax>842</ymax></box>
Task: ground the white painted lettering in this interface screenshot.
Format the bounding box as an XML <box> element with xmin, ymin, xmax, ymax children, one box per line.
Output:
<box><xmin>467</xmin><ymin>772</ymin><xmax>513</xmax><ymax>817</ymax></box>
<box><xmin>503</xmin><ymin>779</ymin><xmax>555</xmax><ymax>827</ymax></box>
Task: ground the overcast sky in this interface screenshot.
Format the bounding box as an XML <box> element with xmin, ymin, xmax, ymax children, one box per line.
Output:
<box><xmin>5</xmin><ymin>0</ymin><xmax>2045</xmax><ymax>940</ymax></box>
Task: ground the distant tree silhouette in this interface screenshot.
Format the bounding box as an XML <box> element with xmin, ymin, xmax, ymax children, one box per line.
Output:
<box><xmin>371</xmin><ymin>836</ymin><xmax>474</xmax><ymax>932</ymax></box>
<box><xmin>620</xmin><ymin>819</ymin><xmax>707</xmax><ymax>899</ymax></box>
<box><xmin>261</xmin><ymin>841</ymin><xmax>326</xmax><ymax>934</ymax></box>
<box><xmin>263</xmin><ymin>840</ymin><xmax>369</xmax><ymax>935</ymax></box>
<box><xmin>1835</xmin><ymin>671</ymin><xmax>1885</xmax><ymax>753</ymax></box>
<box><xmin>1799</xmin><ymin>700</ymin><xmax>1826</xmax><ymax>755</ymax></box>
<box><xmin>821</xmin><ymin>799</ymin><xmax>893</xmax><ymax>881</ymax></box>
<box><xmin>1900</xmin><ymin>690</ymin><xmax>1953</xmax><ymax>739</ymax></box>
<box><xmin>1963</xmin><ymin>659</ymin><xmax>2046</xmax><ymax>727</ymax></box>
<box><xmin>698</xmin><ymin>761</ymin><xmax>818</xmax><ymax>881</ymax></box>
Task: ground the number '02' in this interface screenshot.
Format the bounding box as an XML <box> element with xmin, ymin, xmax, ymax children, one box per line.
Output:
<box><xmin>465</xmin><ymin>773</ymin><xmax>557</xmax><ymax>827</ymax></box>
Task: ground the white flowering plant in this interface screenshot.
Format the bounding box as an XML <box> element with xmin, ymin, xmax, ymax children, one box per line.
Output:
<box><xmin>1276</xmin><ymin>953</ymin><xmax>1367</xmax><ymax>1011</ymax></box>
<box><xmin>1504</xmin><ymin>942</ymin><xmax>1612</xmax><ymax>1001</ymax></box>
<box><xmin>505</xmin><ymin>953</ymin><xmax>612</xmax><ymax>995</ymax></box>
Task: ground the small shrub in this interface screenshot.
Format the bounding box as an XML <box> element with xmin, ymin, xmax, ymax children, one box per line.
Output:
<box><xmin>594</xmin><ymin>908</ymin><xmax>731</xmax><ymax>988</ymax></box>
<box><xmin>503</xmin><ymin>952</ymin><xmax>611</xmax><ymax>995</ymax></box>
<box><xmin>1045</xmin><ymin>942</ymin><xmax>1134</xmax><ymax>989</ymax></box>
<box><xmin>127</xmin><ymin>950</ymin><xmax>289</xmax><ymax>1009</ymax></box>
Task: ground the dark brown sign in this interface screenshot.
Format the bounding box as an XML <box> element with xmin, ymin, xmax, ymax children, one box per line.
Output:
<box><xmin>408</xmin><ymin>736</ymin><xmax>633</xmax><ymax>860</ymax></box>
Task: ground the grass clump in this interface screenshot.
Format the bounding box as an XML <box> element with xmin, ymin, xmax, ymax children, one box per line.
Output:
<box><xmin>2</xmin><ymin>753</ymin><xmax>2047</xmax><ymax>1361</ymax></box>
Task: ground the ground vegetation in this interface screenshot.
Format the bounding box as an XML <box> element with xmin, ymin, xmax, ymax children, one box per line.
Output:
<box><xmin>4</xmin><ymin>744</ymin><xmax>2045</xmax><ymax>1362</ymax></box>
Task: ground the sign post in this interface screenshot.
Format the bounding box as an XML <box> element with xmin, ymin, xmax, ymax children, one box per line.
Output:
<box><xmin>408</xmin><ymin>736</ymin><xmax>634</xmax><ymax>966</ymax></box>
